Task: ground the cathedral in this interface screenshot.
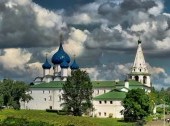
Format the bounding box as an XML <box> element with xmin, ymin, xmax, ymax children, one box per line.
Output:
<box><xmin>20</xmin><ymin>38</ymin><xmax>151</xmax><ymax>118</ymax></box>
<box><xmin>34</xmin><ymin>38</ymin><xmax>79</xmax><ymax>83</ymax></box>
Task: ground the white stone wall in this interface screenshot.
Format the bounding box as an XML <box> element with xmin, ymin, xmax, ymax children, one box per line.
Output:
<box><xmin>146</xmin><ymin>77</ymin><xmax>151</xmax><ymax>87</ymax></box>
<box><xmin>93</xmin><ymin>100</ymin><xmax>124</xmax><ymax>118</ymax></box>
<box><xmin>21</xmin><ymin>88</ymin><xmax>63</xmax><ymax>110</ymax></box>
<box><xmin>43</xmin><ymin>69</ymin><xmax>50</xmax><ymax>76</ymax></box>
<box><xmin>93</xmin><ymin>88</ymin><xmax>111</xmax><ymax>97</ymax></box>
<box><xmin>42</xmin><ymin>77</ymin><xmax>53</xmax><ymax>83</ymax></box>
<box><xmin>61</xmin><ymin>68</ymin><xmax>68</xmax><ymax>77</ymax></box>
<box><xmin>53</xmin><ymin>64</ymin><xmax>61</xmax><ymax>76</ymax></box>
<box><xmin>21</xmin><ymin>88</ymin><xmax>112</xmax><ymax>111</ymax></box>
<box><xmin>20</xmin><ymin>85</ymin><xmax>149</xmax><ymax>118</ymax></box>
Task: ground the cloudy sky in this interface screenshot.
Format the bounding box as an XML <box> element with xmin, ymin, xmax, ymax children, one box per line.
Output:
<box><xmin>0</xmin><ymin>0</ymin><xmax>170</xmax><ymax>89</ymax></box>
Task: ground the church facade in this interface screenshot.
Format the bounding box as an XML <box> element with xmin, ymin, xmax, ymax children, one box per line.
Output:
<box><xmin>20</xmin><ymin>38</ymin><xmax>151</xmax><ymax>118</ymax></box>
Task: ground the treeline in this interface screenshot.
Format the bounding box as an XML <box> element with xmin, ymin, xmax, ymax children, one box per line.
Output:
<box><xmin>149</xmin><ymin>87</ymin><xmax>170</xmax><ymax>105</ymax></box>
<box><xmin>0</xmin><ymin>79</ymin><xmax>32</xmax><ymax>109</ymax></box>
<box><xmin>122</xmin><ymin>87</ymin><xmax>170</xmax><ymax>122</ymax></box>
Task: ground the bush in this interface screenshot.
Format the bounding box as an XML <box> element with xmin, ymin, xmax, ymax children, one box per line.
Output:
<box><xmin>0</xmin><ymin>116</ymin><xmax>53</xmax><ymax>126</ymax></box>
<box><xmin>157</xmin><ymin>114</ymin><xmax>163</xmax><ymax>120</ymax></box>
<box><xmin>94</xmin><ymin>114</ymin><xmax>97</xmax><ymax>117</ymax></box>
<box><xmin>156</xmin><ymin>107</ymin><xmax>163</xmax><ymax>114</ymax></box>
<box><xmin>58</xmin><ymin>110</ymin><xmax>67</xmax><ymax>115</ymax></box>
<box><xmin>65</xmin><ymin>124</ymin><xmax>75</xmax><ymax>126</ymax></box>
<box><xmin>135</xmin><ymin>120</ymin><xmax>146</xmax><ymax>126</ymax></box>
<box><xmin>108</xmin><ymin>113</ymin><xmax>113</xmax><ymax>118</ymax></box>
<box><xmin>46</xmin><ymin>109</ymin><xmax>58</xmax><ymax>113</ymax></box>
<box><xmin>46</xmin><ymin>109</ymin><xmax>68</xmax><ymax>115</ymax></box>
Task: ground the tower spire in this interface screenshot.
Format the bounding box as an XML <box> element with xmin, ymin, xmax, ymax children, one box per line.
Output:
<box><xmin>132</xmin><ymin>39</ymin><xmax>148</xmax><ymax>73</ymax></box>
<box><xmin>128</xmin><ymin>39</ymin><xmax>151</xmax><ymax>88</ymax></box>
<box><xmin>60</xmin><ymin>34</ymin><xmax>63</xmax><ymax>45</ymax></box>
<box><xmin>46</xmin><ymin>53</ymin><xmax>48</xmax><ymax>60</ymax></box>
<box><xmin>58</xmin><ymin>34</ymin><xmax>64</xmax><ymax>50</ymax></box>
<box><xmin>138</xmin><ymin>35</ymin><xmax>141</xmax><ymax>44</ymax></box>
<box><xmin>73</xmin><ymin>54</ymin><xmax>76</xmax><ymax>59</ymax></box>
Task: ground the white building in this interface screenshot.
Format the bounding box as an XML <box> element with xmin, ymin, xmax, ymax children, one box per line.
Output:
<box><xmin>21</xmin><ymin>39</ymin><xmax>152</xmax><ymax>118</ymax></box>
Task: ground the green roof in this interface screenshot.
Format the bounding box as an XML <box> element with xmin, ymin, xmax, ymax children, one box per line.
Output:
<box><xmin>31</xmin><ymin>80</ymin><xmax>147</xmax><ymax>89</ymax></box>
<box><xmin>94</xmin><ymin>90</ymin><xmax>126</xmax><ymax>100</ymax></box>
<box><xmin>116</xmin><ymin>80</ymin><xmax>142</xmax><ymax>86</ymax></box>
<box><xmin>92</xmin><ymin>81</ymin><xmax>116</xmax><ymax>88</ymax></box>
<box><xmin>31</xmin><ymin>81</ymin><xmax>119</xmax><ymax>89</ymax></box>
<box><xmin>116</xmin><ymin>80</ymin><xmax>145</xmax><ymax>89</ymax></box>
<box><xmin>31</xmin><ymin>81</ymin><xmax>64</xmax><ymax>88</ymax></box>
<box><xmin>128</xmin><ymin>80</ymin><xmax>143</xmax><ymax>85</ymax></box>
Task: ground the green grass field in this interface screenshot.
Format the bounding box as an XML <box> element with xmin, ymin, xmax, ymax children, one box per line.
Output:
<box><xmin>0</xmin><ymin>109</ymin><xmax>134</xmax><ymax>126</ymax></box>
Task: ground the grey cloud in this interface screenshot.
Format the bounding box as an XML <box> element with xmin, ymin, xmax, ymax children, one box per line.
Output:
<box><xmin>87</xmin><ymin>63</ymin><xmax>132</xmax><ymax>81</ymax></box>
<box><xmin>0</xmin><ymin>63</ymin><xmax>30</xmax><ymax>82</ymax></box>
<box><xmin>120</xmin><ymin>0</ymin><xmax>156</xmax><ymax>12</ymax></box>
<box><xmin>0</xmin><ymin>0</ymin><xmax>170</xmax><ymax>90</ymax></box>
<box><xmin>98</xmin><ymin>0</ymin><xmax>157</xmax><ymax>25</ymax></box>
<box><xmin>79</xmin><ymin>0</ymin><xmax>170</xmax><ymax>59</ymax></box>
<box><xmin>0</xmin><ymin>0</ymin><xmax>68</xmax><ymax>48</ymax></box>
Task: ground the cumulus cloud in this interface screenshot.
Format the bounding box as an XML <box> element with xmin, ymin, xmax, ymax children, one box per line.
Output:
<box><xmin>0</xmin><ymin>48</ymin><xmax>56</xmax><ymax>82</ymax></box>
<box><xmin>63</xmin><ymin>0</ymin><xmax>170</xmax><ymax>56</ymax></box>
<box><xmin>0</xmin><ymin>48</ymin><xmax>31</xmax><ymax>70</ymax></box>
<box><xmin>148</xmin><ymin>0</ymin><xmax>163</xmax><ymax>16</ymax></box>
<box><xmin>83</xmin><ymin>63</ymin><xmax>132</xmax><ymax>81</ymax></box>
<box><xmin>0</xmin><ymin>48</ymin><xmax>42</xmax><ymax>81</ymax></box>
<box><xmin>0</xmin><ymin>0</ymin><xmax>170</xmax><ymax>90</ymax></box>
<box><xmin>64</xmin><ymin>27</ymin><xmax>89</xmax><ymax>57</ymax></box>
<box><xmin>0</xmin><ymin>0</ymin><xmax>67</xmax><ymax>48</ymax></box>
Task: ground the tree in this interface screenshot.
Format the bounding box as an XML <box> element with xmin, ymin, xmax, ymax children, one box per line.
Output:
<box><xmin>0</xmin><ymin>79</ymin><xmax>32</xmax><ymax>109</ymax></box>
<box><xmin>122</xmin><ymin>88</ymin><xmax>152</xmax><ymax>121</ymax></box>
<box><xmin>62</xmin><ymin>69</ymin><xmax>93</xmax><ymax>116</ymax></box>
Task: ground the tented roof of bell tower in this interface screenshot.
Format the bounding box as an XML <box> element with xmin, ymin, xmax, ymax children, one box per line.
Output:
<box><xmin>131</xmin><ymin>40</ymin><xmax>149</xmax><ymax>74</ymax></box>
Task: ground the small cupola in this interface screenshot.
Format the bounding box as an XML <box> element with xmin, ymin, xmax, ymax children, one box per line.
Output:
<box><xmin>70</xmin><ymin>55</ymin><xmax>79</xmax><ymax>70</ymax></box>
<box><xmin>42</xmin><ymin>54</ymin><xmax>51</xmax><ymax>69</ymax></box>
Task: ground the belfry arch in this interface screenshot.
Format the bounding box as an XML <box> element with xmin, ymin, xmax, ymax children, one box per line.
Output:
<box><xmin>143</xmin><ymin>76</ymin><xmax>147</xmax><ymax>84</ymax></box>
<box><xmin>135</xmin><ymin>76</ymin><xmax>139</xmax><ymax>81</ymax></box>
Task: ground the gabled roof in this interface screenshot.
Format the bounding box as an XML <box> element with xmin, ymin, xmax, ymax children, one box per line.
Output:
<box><xmin>93</xmin><ymin>90</ymin><xmax>126</xmax><ymax>100</ymax></box>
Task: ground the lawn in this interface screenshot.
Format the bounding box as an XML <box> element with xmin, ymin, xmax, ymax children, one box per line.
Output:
<box><xmin>0</xmin><ymin>109</ymin><xmax>135</xmax><ymax>126</ymax></box>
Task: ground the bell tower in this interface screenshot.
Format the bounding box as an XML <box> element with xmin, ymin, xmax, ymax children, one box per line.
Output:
<box><xmin>128</xmin><ymin>39</ymin><xmax>151</xmax><ymax>87</ymax></box>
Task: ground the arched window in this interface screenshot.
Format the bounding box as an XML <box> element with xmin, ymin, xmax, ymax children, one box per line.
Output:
<box><xmin>135</xmin><ymin>76</ymin><xmax>139</xmax><ymax>81</ymax></box>
<box><xmin>143</xmin><ymin>76</ymin><xmax>147</xmax><ymax>84</ymax></box>
<box><xmin>59</xmin><ymin>95</ymin><xmax>62</xmax><ymax>102</ymax></box>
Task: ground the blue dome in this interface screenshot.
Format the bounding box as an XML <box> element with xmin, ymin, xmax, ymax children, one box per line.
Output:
<box><xmin>70</xmin><ymin>59</ymin><xmax>79</xmax><ymax>70</ymax></box>
<box><xmin>60</xmin><ymin>60</ymin><xmax>69</xmax><ymax>68</ymax></box>
<box><xmin>51</xmin><ymin>43</ymin><xmax>70</xmax><ymax>64</ymax></box>
<box><xmin>42</xmin><ymin>58</ymin><xmax>51</xmax><ymax>69</ymax></box>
